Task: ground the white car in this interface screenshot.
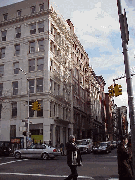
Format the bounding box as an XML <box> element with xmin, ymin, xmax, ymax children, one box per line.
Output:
<box><xmin>14</xmin><ymin>144</ymin><xmax>61</xmax><ymax>160</ymax></box>
<box><xmin>76</xmin><ymin>139</ymin><xmax>93</xmax><ymax>154</ymax></box>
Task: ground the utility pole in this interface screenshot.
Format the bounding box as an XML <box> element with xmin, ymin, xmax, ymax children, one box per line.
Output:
<box><xmin>117</xmin><ymin>0</ymin><xmax>135</xmax><ymax>178</ymax></box>
<box><xmin>19</xmin><ymin>68</ymin><xmax>30</xmax><ymax>148</ymax></box>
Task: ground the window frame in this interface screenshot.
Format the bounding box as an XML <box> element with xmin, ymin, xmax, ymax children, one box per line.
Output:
<box><xmin>38</xmin><ymin>21</ymin><xmax>44</xmax><ymax>33</ymax></box>
<box><xmin>38</xmin><ymin>39</ymin><xmax>44</xmax><ymax>52</ymax></box>
<box><xmin>17</xmin><ymin>10</ymin><xmax>21</xmax><ymax>17</ymax></box>
<box><xmin>30</xmin><ymin>23</ymin><xmax>36</xmax><ymax>35</ymax></box>
<box><xmin>28</xmin><ymin>59</ymin><xmax>35</xmax><ymax>72</ymax></box>
<box><xmin>36</xmin><ymin>78</ymin><xmax>43</xmax><ymax>93</ymax></box>
<box><xmin>31</xmin><ymin>6</ymin><xmax>36</xmax><ymax>14</ymax></box>
<box><xmin>37</xmin><ymin>57</ymin><xmax>44</xmax><ymax>71</ymax></box>
<box><xmin>14</xmin><ymin>44</ymin><xmax>20</xmax><ymax>56</ymax></box>
<box><xmin>12</xmin><ymin>81</ymin><xmax>18</xmax><ymax>95</ymax></box>
<box><xmin>0</xmin><ymin>65</ymin><xmax>4</xmax><ymax>76</ymax></box>
<box><xmin>15</xmin><ymin>27</ymin><xmax>21</xmax><ymax>38</ymax></box>
<box><xmin>1</xmin><ymin>30</ymin><xmax>7</xmax><ymax>41</ymax></box>
<box><xmin>13</xmin><ymin>62</ymin><xmax>19</xmax><ymax>74</ymax></box>
<box><xmin>39</xmin><ymin>4</ymin><xmax>44</xmax><ymax>12</ymax></box>
<box><xmin>3</xmin><ymin>14</ymin><xmax>8</xmax><ymax>21</ymax></box>
<box><xmin>0</xmin><ymin>47</ymin><xmax>6</xmax><ymax>59</ymax></box>
<box><xmin>0</xmin><ymin>83</ymin><xmax>3</xmax><ymax>96</ymax></box>
<box><xmin>29</xmin><ymin>79</ymin><xmax>35</xmax><ymax>93</ymax></box>
<box><xmin>29</xmin><ymin>41</ymin><xmax>35</xmax><ymax>53</ymax></box>
<box><xmin>12</xmin><ymin>102</ymin><xmax>17</xmax><ymax>118</ymax></box>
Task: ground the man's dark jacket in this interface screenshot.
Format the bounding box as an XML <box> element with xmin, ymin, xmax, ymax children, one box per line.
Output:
<box><xmin>66</xmin><ymin>141</ymin><xmax>82</xmax><ymax>166</ymax></box>
<box><xmin>117</xmin><ymin>142</ymin><xmax>133</xmax><ymax>179</ymax></box>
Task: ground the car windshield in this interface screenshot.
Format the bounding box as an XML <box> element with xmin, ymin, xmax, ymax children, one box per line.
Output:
<box><xmin>100</xmin><ymin>142</ymin><xmax>107</xmax><ymax>147</ymax></box>
<box><xmin>76</xmin><ymin>140</ymin><xmax>87</xmax><ymax>145</ymax></box>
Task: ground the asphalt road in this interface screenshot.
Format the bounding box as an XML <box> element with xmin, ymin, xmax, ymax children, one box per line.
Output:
<box><xmin>0</xmin><ymin>148</ymin><xmax>119</xmax><ymax>180</ymax></box>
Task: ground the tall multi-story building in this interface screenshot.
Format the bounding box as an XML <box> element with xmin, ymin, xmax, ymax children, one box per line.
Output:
<box><xmin>0</xmin><ymin>0</ymin><xmax>106</xmax><ymax>148</ymax></box>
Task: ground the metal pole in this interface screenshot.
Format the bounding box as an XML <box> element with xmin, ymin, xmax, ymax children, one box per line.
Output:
<box><xmin>19</xmin><ymin>68</ymin><xmax>29</xmax><ymax>148</ymax></box>
<box><xmin>27</xmin><ymin>78</ymin><xmax>29</xmax><ymax>140</ymax></box>
<box><xmin>117</xmin><ymin>0</ymin><xmax>135</xmax><ymax>178</ymax></box>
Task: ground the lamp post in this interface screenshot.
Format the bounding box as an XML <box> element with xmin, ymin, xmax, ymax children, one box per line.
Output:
<box><xmin>19</xmin><ymin>68</ymin><xmax>30</xmax><ymax>146</ymax></box>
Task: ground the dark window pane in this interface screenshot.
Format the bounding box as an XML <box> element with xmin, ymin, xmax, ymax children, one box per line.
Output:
<box><xmin>29</xmin><ymin>79</ymin><xmax>34</xmax><ymax>93</ymax></box>
<box><xmin>0</xmin><ymin>83</ymin><xmax>3</xmax><ymax>96</ymax></box>
<box><xmin>12</xmin><ymin>81</ymin><xmax>18</xmax><ymax>95</ymax></box>
<box><xmin>37</xmin><ymin>58</ymin><xmax>44</xmax><ymax>71</ymax></box>
<box><xmin>36</xmin><ymin>78</ymin><xmax>43</xmax><ymax>92</ymax></box>
<box><xmin>12</xmin><ymin>102</ymin><xmax>17</xmax><ymax>117</ymax></box>
<box><xmin>29</xmin><ymin>59</ymin><xmax>35</xmax><ymax>72</ymax></box>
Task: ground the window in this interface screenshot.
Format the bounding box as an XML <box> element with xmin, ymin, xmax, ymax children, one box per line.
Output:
<box><xmin>10</xmin><ymin>125</ymin><xmax>16</xmax><ymax>137</ymax></box>
<box><xmin>28</xmin><ymin>59</ymin><xmax>35</xmax><ymax>72</ymax></box>
<box><xmin>50</xmin><ymin>59</ymin><xmax>53</xmax><ymax>72</ymax></box>
<box><xmin>38</xmin><ymin>21</ymin><xmax>44</xmax><ymax>33</ymax></box>
<box><xmin>3</xmin><ymin>14</ymin><xmax>8</xmax><ymax>21</ymax></box>
<box><xmin>15</xmin><ymin>27</ymin><xmax>21</xmax><ymax>38</ymax></box>
<box><xmin>39</xmin><ymin>4</ymin><xmax>44</xmax><ymax>11</ymax></box>
<box><xmin>29</xmin><ymin>41</ymin><xmax>35</xmax><ymax>53</ymax></box>
<box><xmin>14</xmin><ymin>44</ymin><xmax>20</xmax><ymax>56</ymax></box>
<box><xmin>37</xmin><ymin>58</ymin><xmax>44</xmax><ymax>71</ymax></box>
<box><xmin>0</xmin><ymin>104</ymin><xmax>2</xmax><ymax>119</ymax></box>
<box><xmin>13</xmin><ymin>62</ymin><xmax>19</xmax><ymax>74</ymax></box>
<box><xmin>50</xmin><ymin>79</ymin><xmax>52</xmax><ymax>91</ymax></box>
<box><xmin>31</xmin><ymin>6</ymin><xmax>36</xmax><ymax>14</ymax></box>
<box><xmin>0</xmin><ymin>83</ymin><xmax>3</xmax><ymax>96</ymax></box>
<box><xmin>29</xmin><ymin>79</ymin><xmax>34</xmax><ymax>93</ymax></box>
<box><xmin>0</xmin><ymin>65</ymin><xmax>4</xmax><ymax>76</ymax></box>
<box><xmin>50</xmin><ymin>102</ymin><xmax>52</xmax><ymax>117</ymax></box>
<box><xmin>12</xmin><ymin>81</ymin><xmax>18</xmax><ymax>95</ymax></box>
<box><xmin>17</xmin><ymin>10</ymin><xmax>21</xmax><ymax>17</ymax></box>
<box><xmin>1</xmin><ymin>30</ymin><xmax>7</xmax><ymax>41</ymax></box>
<box><xmin>38</xmin><ymin>39</ymin><xmax>44</xmax><ymax>51</ymax></box>
<box><xmin>36</xmin><ymin>78</ymin><xmax>43</xmax><ymax>92</ymax></box>
<box><xmin>0</xmin><ymin>47</ymin><xmax>5</xmax><ymax>58</ymax></box>
<box><xmin>30</xmin><ymin>23</ymin><xmax>36</xmax><ymax>34</ymax></box>
<box><xmin>37</xmin><ymin>100</ymin><xmax>43</xmax><ymax>117</ymax></box>
<box><xmin>51</xmin><ymin>24</ymin><xmax>54</xmax><ymax>34</ymax></box>
<box><xmin>12</xmin><ymin>102</ymin><xmax>17</xmax><ymax>118</ymax></box>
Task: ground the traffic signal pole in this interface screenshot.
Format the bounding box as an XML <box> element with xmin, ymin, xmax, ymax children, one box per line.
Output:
<box><xmin>117</xmin><ymin>0</ymin><xmax>135</xmax><ymax>178</ymax></box>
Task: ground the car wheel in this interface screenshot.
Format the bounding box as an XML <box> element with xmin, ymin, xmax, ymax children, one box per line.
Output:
<box><xmin>42</xmin><ymin>153</ymin><xmax>49</xmax><ymax>160</ymax></box>
<box><xmin>106</xmin><ymin>150</ymin><xmax>109</xmax><ymax>154</ymax></box>
<box><xmin>15</xmin><ymin>152</ymin><xmax>21</xmax><ymax>159</ymax></box>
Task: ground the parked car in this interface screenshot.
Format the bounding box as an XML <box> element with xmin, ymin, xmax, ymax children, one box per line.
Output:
<box><xmin>14</xmin><ymin>144</ymin><xmax>61</xmax><ymax>160</ymax></box>
<box><xmin>0</xmin><ymin>142</ymin><xmax>12</xmax><ymax>156</ymax></box>
<box><xmin>112</xmin><ymin>141</ymin><xmax>117</xmax><ymax>149</ymax></box>
<box><xmin>93</xmin><ymin>142</ymin><xmax>111</xmax><ymax>154</ymax></box>
<box><xmin>76</xmin><ymin>139</ymin><xmax>93</xmax><ymax>154</ymax></box>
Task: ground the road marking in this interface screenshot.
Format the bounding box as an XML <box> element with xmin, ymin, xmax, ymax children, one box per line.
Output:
<box><xmin>0</xmin><ymin>159</ymin><xmax>28</xmax><ymax>166</ymax></box>
<box><xmin>0</xmin><ymin>172</ymin><xmax>94</xmax><ymax>179</ymax></box>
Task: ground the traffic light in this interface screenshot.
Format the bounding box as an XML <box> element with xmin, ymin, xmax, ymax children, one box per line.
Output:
<box><xmin>114</xmin><ymin>84</ymin><xmax>122</xmax><ymax>97</ymax></box>
<box><xmin>108</xmin><ymin>85</ymin><xmax>114</xmax><ymax>97</ymax></box>
<box><xmin>32</xmin><ymin>101</ymin><xmax>39</xmax><ymax>111</ymax></box>
<box><xmin>37</xmin><ymin>103</ymin><xmax>41</xmax><ymax>111</ymax></box>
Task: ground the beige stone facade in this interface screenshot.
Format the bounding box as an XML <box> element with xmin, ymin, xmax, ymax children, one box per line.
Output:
<box><xmin>0</xmin><ymin>0</ymin><xmax>106</xmax><ymax>147</ymax></box>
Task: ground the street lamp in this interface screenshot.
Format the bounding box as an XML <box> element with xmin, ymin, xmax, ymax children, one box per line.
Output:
<box><xmin>19</xmin><ymin>68</ymin><xmax>30</xmax><ymax>146</ymax></box>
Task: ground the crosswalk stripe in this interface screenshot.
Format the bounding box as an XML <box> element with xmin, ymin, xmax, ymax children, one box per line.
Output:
<box><xmin>0</xmin><ymin>172</ymin><xmax>94</xmax><ymax>179</ymax></box>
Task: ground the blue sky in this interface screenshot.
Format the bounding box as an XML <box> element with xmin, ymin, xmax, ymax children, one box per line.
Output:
<box><xmin>0</xmin><ymin>0</ymin><xmax>135</xmax><ymax>130</ymax></box>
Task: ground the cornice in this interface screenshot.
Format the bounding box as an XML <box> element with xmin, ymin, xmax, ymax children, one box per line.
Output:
<box><xmin>0</xmin><ymin>9</ymin><xmax>51</xmax><ymax>28</ymax></box>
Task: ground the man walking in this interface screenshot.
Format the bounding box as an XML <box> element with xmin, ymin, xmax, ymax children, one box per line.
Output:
<box><xmin>117</xmin><ymin>136</ymin><xmax>133</xmax><ymax>180</ymax></box>
<box><xmin>64</xmin><ymin>135</ymin><xmax>81</xmax><ymax>180</ymax></box>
